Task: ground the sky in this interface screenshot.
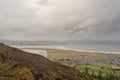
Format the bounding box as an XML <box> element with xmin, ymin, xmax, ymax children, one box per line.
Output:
<box><xmin>0</xmin><ymin>0</ymin><xmax>120</xmax><ymax>41</ymax></box>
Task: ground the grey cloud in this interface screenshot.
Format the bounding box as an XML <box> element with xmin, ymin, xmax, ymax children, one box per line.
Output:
<box><xmin>0</xmin><ymin>0</ymin><xmax>120</xmax><ymax>41</ymax></box>
<box><xmin>39</xmin><ymin>0</ymin><xmax>48</xmax><ymax>5</ymax></box>
<box><xmin>64</xmin><ymin>18</ymin><xmax>97</xmax><ymax>34</ymax></box>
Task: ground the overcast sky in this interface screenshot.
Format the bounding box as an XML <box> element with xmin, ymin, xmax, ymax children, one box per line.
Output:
<box><xmin>0</xmin><ymin>0</ymin><xmax>120</xmax><ymax>41</ymax></box>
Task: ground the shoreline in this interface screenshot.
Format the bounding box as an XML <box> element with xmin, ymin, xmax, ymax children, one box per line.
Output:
<box><xmin>11</xmin><ymin>45</ymin><xmax>120</xmax><ymax>55</ymax></box>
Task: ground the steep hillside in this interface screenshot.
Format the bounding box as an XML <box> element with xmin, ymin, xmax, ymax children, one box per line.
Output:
<box><xmin>0</xmin><ymin>43</ymin><xmax>95</xmax><ymax>80</ymax></box>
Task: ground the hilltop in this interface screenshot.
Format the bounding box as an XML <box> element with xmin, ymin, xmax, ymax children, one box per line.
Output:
<box><xmin>0</xmin><ymin>43</ymin><xmax>95</xmax><ymax>80</ymax></box>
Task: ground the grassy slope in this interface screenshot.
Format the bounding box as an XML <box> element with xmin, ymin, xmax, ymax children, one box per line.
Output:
<box><xmin>0</xmin><ymin>43</ymin><xmax>95</xmax><ymax>80</ymax></box>
<box><xmin>26</xmin><ymin>48</ymin><xmax>109</xmax><ymax>60</ymax></box>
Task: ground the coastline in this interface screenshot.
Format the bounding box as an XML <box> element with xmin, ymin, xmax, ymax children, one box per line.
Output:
<box><xmin>11</xmin><ymin>45</ymin><xmax>120</xmax><ymax>55</ymax></box>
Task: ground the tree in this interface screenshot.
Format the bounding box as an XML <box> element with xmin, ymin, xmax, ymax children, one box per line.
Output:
<box><xmin>91</xmin><ymin>70</ymin><xmax>94</xmax><ymax>77</ymax></box>
<box><xmin>98</xmin><ymin>70</ymin><xmax>102</xmax><ymax>80</ymax></box>
<box><xmin>84</xmin><ymin>64</ymin><xmax>88</xmax><ymax>74</ymax></box>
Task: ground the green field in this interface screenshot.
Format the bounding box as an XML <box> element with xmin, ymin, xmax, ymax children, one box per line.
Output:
<box><xmin>45</xmin><ymin>49</ymin><xmax>109</xmax><ymax>60</ymax></box>
<box><xmin>45</xmin><ymin>48</ymin><xmax>120</xmax><ymax>80</ymax></box>
<box><xmin>22</xmin><ymin>48</ymin><xmax>120</xmax><ymax>80</ymax></box>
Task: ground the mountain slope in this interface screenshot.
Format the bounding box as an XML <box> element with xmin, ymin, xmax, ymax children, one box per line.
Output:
<box><xmin>0</xmin><ymin>43</ymin><xmax>95</xmax><ymax>80</ymax></box>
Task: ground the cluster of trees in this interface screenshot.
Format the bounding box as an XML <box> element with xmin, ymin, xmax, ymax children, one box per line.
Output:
<box><xmin>90</xmin><ymin>69</ymin><xmax>119</xmax><ymax>80</ymax></box>
<box><xmin>56</xmin><ymin>58</ymin><xmax>120</xmax><ymax>80</ymax></box>
<box><xmin>82</xmin><ymin>64</ymin><xmax>119</xmax><ymax>80</ymax></box>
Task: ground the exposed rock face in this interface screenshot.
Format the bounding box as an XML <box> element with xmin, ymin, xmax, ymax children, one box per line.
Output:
<box><xmin>0</xmin><ymin>43</ymin><xmax>95</xmax><ymax>80</ymax></box>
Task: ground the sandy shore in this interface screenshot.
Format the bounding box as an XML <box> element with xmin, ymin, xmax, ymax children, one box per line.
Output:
<box><xmin>11</xmin><ymin>45</ymin><xmax>120</xmax><ymax>54</ymax></box>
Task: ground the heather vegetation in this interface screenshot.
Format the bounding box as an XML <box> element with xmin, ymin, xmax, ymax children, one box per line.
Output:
<box><xmin>0</xmin><ymin>43</ymin><xmax>95</xmax><ymax>80</ymax></box>
<box><xmin>0</xmin><ymin>61</ymin><xmax>34</xmax><ymax>80</ymax></box>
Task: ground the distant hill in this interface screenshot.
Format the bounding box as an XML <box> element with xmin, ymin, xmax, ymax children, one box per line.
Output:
<box><xmin>0</xmin><ymin>39</ymin><xmax>68</xmax><ymax>45</ymax></box>
<box><xmin>0</xmin><ymin>43</ymin><xmax>95</xmax><ymax>80</ymax></box>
